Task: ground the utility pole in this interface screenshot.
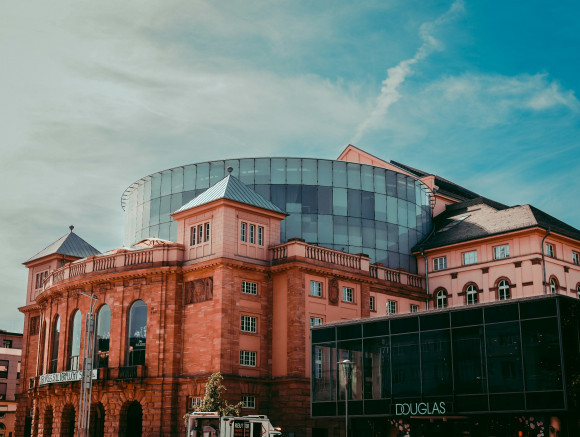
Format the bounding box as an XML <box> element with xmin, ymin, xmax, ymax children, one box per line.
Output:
<box><xmin>78</xmin><ymin>292</ymin><xmax>98</xmax><ymax>437</ymax></box>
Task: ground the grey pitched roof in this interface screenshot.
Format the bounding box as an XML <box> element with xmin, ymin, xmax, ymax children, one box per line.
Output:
<box><xmin>26</xmin><ymin>231</ymin><xmax>101</xmax><ymax>263</ymax></box>
<box><xmin>174</xmin><ymin>174</ymin><xmax>286</xmax><ymax>215</ymax></box>
<box><xmin>413</xmin><ymin>197</ymin><xmax>580</xmax><ymax>251</ymax></box>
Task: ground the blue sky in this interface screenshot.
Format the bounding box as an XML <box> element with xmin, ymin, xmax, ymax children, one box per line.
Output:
<box><xmin>0</xmin><ymin>0</ymin><xmax>579</xmax><ymax>331</ymax></box>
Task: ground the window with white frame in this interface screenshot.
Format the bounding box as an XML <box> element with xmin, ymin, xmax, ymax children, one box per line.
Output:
<box><xmin>240</xmin><ymin>222</ymin><xmax>247</xmax><ymax>242</ymax></box>
<box><xmin>310</xmin><ymin>317</ymin><xmax>323</xmax><ymax>328</ymax></box>
<box><xmin>573</xmin><ymin>252</ymin><xmax>579</xmax><ymax>265</ymax></box>
<box><xmin>342</xmin><ymin>287</ymin><xmax>354</xmax><ymax>303</ymax></box>
<box><xmin>410</xmin><ymin>304</ymin><xmax>419</xmax><ymax>313</ymax></box>
<box><xmin>249</xmin><ymin>224</ymin><xmax>255</xmax><ymax>244</ymax></box>
<box><xmin>190</xmin><ymin>222</ymin><xmax>210</xmax><ymax>246</ymax></box>
<box><xmin>466</xmin><ymin>285</ymin><xmax>478</xmax><ymax>305</ymax></box>
<box><xmin>241</xmin><ymin>281</ymin><xmax>258</xmax><ymax>295</ymax></box>
<box><xmin>436</xmin><ymin>290</ymin><xmax>447</xmax><ymax>309</ymax></box>
<box><xmin>310</xmin><ymin>281</ymin><xmax>322</xmax><ymax>297</ymax></box>
<box><xmin>493</xmin><ymin>244</ymin><xmax>510</xmax><ymax>260</ymax></box>
<box><xmin>545</xmin><ymin>243</ymin><xmax>555</xmax><ymax>258</ymax></box>
<box><xmin>258</xmin><ymin>227</ymin><xmax>264</xmax><ymax>246</ymax></box>
<box><xmin>241</xmin><ymin>315</ymin><xmax>257</xmax><ymax>333</ymax></box>
<box><xmin>35</xmin><ymin>271</ymin><xmax>49</xmax><ymax>290</ymax></box>
<box><xmin>387</xmin><ymin>300</ymin><xmax>397</xmax><ymax>315</ymax></box>
<box><xmin>240</xmin><ymin>350</ymin><xmax>256</xmax><ymax>367</ymax></box>
<box><xmin>498</xmin><ymin>280</ymin><xmax>510</xmax><ymax>300</ymax></box>
<box><xmin>550</xmin><ymin>278</ymin><xmax>558</xmax><ymax>294</ymax></box>
<box><xmin>462</xmin><ymin>250</ymin><xmax>478</xmax><ymax>265</ymax></box>
<box><xmin>314</xmin><ymin>347</ymin><xmax>323</xmax><ymax>379</ymax></box>
<box><xmin>190</xmin><ymin>397</ymin><xmax>203</xmax><ymax>409</ymax></box>
<box><xmin>240</xmin><ymin>222</ymin><xmax>264</xmax><ymax>246</ymax></box>
<box><xmin>242</xmin><ymin>396</ymin><xmax>256</xmax><ymax>409</ymax></box>
<box><xmin>433</xmin><ymin>256</ymin><xmax>447</xmax><ymax>271</ymax></box>
<box><xmin>369</xmin><ymin>296</ymin><xmax>376</xmax><ymax>311</ymax></box>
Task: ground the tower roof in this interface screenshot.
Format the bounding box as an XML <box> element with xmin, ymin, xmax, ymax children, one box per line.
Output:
<box><xmin>174</xmin><ymin>174</ymin><xmax>285</xmax><ymax>215</ymax></box>
<box><xmin>26</xmin><ymin>229</ymin><xmax>101</xmax><ymax>263</ymax></box>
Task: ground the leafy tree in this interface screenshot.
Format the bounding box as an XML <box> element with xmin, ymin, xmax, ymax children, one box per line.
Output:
<box><xmin>194</xmin><ymin>372</ymin><xmax>245</xmax><ymax>417</ymax></box>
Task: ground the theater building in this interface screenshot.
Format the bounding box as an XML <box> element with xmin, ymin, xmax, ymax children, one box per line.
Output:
<box><xmin>15</xmin><ymin>145</ymin><xmax>580</xmax><ymax>436</ymax></box>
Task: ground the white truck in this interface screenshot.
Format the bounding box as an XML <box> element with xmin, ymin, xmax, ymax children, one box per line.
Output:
<box><xmin>185</xmin><ymin>412</ymin><xmax>282</xmax><ymax>437</ymax></box>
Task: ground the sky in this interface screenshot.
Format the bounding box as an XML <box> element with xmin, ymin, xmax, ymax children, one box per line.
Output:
<box><xmin>1</xmin><ymin>0</ymin><xmax>579</xmax><ymax>332</ymax></box>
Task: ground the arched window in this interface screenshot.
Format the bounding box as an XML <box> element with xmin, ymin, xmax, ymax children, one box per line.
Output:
<box><xmin>96</xmin><ymin>305</ymin><xmax>111</xmax><ymax>368</ymax></box>
<box><xmin>127</xmin><ymin>300</ymin><xmax>147</xmax><ymax>366</ymax></box>
<box><xmin>549</xmin><ymin>277</ymin><xmax>558</xmax><ymax>294</ymax></box>
<box><xmin>498</xmin><ymin>280</ymin><xmax>510</xmax><ymax>300</ymax></box>
<box><xmin>50</xmin><ymin>316</ymin><xmax>60</xmax><ymax>373</ymax></box>
<box><xmin>68</xmin><ymin>310</ymin><xmax>82</xmax><ymax>370</ymax></box>
<box><xmin>466</xmin><ymin>285</ymin><xmax>478</xmax><ymax>305</ymax></box>
<box><xmin>436</xmin><ymin>289</ymin><xmax>447</xmax><ymax>309</ymax></box>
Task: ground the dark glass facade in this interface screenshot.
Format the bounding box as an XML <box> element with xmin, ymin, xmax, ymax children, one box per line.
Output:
<box><xmin>122</xmin><ymin>158</ymin><xmax>432</xmax><ymax>272</ymax></box>
<box><xmin>312</xmin><ymin>295</ymin><xmax>580</xmax><ymax>436</ymax></box>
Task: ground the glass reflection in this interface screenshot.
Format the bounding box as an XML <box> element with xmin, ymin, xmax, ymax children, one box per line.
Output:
<box><xmin>96</xmin><ymin>305</ymin><xmax>111</xmax><ymax>368</ymax></box>
<box><xmin>127</xmin><ymin>300</ymin><xmax>147</xmax><ymax>366</ymax></box>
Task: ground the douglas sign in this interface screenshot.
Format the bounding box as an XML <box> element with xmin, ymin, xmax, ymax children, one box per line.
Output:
<box><xmin>395</xmin><ymin>402</ymin><xmax>446</xmax><ymax>416</ymax></box>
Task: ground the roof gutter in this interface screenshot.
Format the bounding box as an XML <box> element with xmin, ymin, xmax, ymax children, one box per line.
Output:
<box><xmin>542</xmin><ymin>227</ymin><xmax>551</xmax><ymax>294</ymax></box>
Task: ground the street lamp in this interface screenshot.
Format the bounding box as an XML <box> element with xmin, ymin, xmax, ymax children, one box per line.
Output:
<box><xmin>338</xmin><ymin>359</ymin><xmax>353</xmax><ymax>437</ymax></box>
<box><xmin>78</xmin><ymin>292</ymin><xmax>98</xmax><ymax>437</ymax></box>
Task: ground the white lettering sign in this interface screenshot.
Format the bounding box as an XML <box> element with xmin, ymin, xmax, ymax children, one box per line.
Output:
<box><xmin>395</xmin><ymin>402</ymin><xmax>446</xmax><ymax>416</ymax></box>
<box><xmin>39</xmin><ymin>370</ymin><xmax>97</xmax><ymax>386</ymax></box>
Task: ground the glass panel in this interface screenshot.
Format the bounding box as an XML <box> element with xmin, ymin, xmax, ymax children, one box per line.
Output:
<box><xmin>386</xmin><ymin>171</ymin><xmax>397</xmax><ymax>197</ymax></box>
<box><xmin>318</xmin><ymin>186</ymin><xmax>333</xmax><ymax>215</ymax></box>
<box><xmin>302</xmin><ymin>186</ymin><xmax>317</xmax><ymax>214</ymax></box>
<box><xmin>286</xmin><ymin>158</ymin><xmax>301</xmax><ymax>184</ymax></box>
<box><xmin>196</xmin><ymin>163</ymin><xmax>210</xmax><ymax>189</ymax></box>
<box><xmin>312</xmin><ymin>343</ymin><xmax>336</xmax><ymax>402</ymax></box>
<box><xmin>239</xmin><ymin>159</ymin><xmax>255</xmax><ymax>185</ymax></box>
<box><xmin>363</xmin><ymin>337</ymin><xmax>390</xmax><ymax>399</ymax></box>
<box><xmin>285</xmin><ymin>214</ymin><xmax>301</xmax><ymax>239</ymax></box>
<box><xmin>318</xmin><ymin>160</ymin><xmax>333</xmax><ymax>186</ymax></box>
<box><xmin>387</xmin><ymin>197</ymin><xmax>398</xmax><ymax>224</ymax></box>
<box><xmin>333</xmin><ymin>188</ymin><xmax>347</xmax><ymax>216</ymax></box>
<box><xmin>169</xmin><ymin>220</ymin><xmax>177</xmax><ymax>241</ymax></box>
<box><xmin>270</xmin><ymin>185</ymin><xmax>285</xmax><ymax>210</ymax></box>
<box><xmin>348</xmin><ymin>217</ymin><xmax>362</xmax><ymax>246</ymax></box>
<box><xmin>347</xmin><ymin>189</ymin><xmax>361</xmax><ymax>218</ymax></box>
<box><xmin>361</xmin><ymin>192</ymin><xmax>374</xmax><ymax>220</ymax></box>
<box><xmin>391</xmin><ymin>334</ymin><xmax>420</xmax><ymax>397</ymax></box>
<box><xmin>337</xmin><ymin>340</ymin><xmax>363</xmax><ymax>401</ymax></box>
<box><xmin>333</xmin><ymin>216</ymin><xmax>348</xmax><ymax>246</ymax></box>
<box><xmin>398</xmin><ymin>228</ymin><xmax>409</xmax><ymax>254</ymax></box>
<box><xmin>362</xmin><ymin>219</ymin><xmax>375</xmax><ymax>248</ymax></box>
<box><xmin>69</xmin><ymin>311</ymin><xmax>82</xmax><ymax>370</ymax></box>
<box><xmin>254</xmin><ymin>184</ymin><xmax>270</xmax><ymax>200</ymax></box>
<box><xmin>406</xmin><ymin>177</ymin><xmax>415</xmax><ymax>202</ymax></box>
<box><xmin>453</xmin><ymin>327</ymin><xmax>486</xmax><ymax>394</ymax></box>
<box><xmin>209</xmin><ymin>161</ymin><xmax>225</xmax><ymax>186</ymax></box>
<box><xmin>184</xmin><ymin>165</ymin><xmax>196</xmax><ymax>190</ymax></box>
<box><xmin>361</xmin><ymin>166</ymin><xmax>373</xmax><ymax>191</ymax></box>
<box><xmin>159</xmin><ymin>222</ymin><xmax>170</xmax><ymax>240</ymax></box>
<box><xmin>397</xmin><ymin>174</ymin><xmax>407</xmax><ymax>201</ymax></box>
<box><xmin>347</xmin><ymin>163</ymin><xmax>361</xmax><ymax>189</ymax></box>
<box><xmin>318</xmin><ymin>215</ymin><xmax>333</xmax><ymax>244</ymax></box>
<box><xmin>254</xmin><ymin>158</ymin><xmax>270</xmax><ymax>184</ymax></box>
<box><xmin>375</xmin><ymin>194</ymin><xmax>387</xmax><ymax>221</ymax></box>
<box><xmin>485</xmin><ymin>322</ymin><xmax>523</xmax><ymax>393</ymax></box>
<box><xmin>407</xmin><ymin>201</ymin><xmax>416</xmax><ymax>228</ymax></box>
<box><xmin>127</xmin><ymin>300</ymin><xmax>147</xmax><ymax>366</ymax></box>
<box><xmin>398</xmin><ymin>200</ymin><xmax>408</xmax><ymax>227</ymax></box>
<box><xmin>375</xmin><ymin>221</ymin><xmax>388</xmax><ymax>251</ymax></box>
<box><xmin>151</xmin><ymin>173</ymin><xmax>161</xmax><ymax>199</ymax></box>
<box><xmin>161</xmin><ymin>170</ymin><xmax>172</xmax><ymax>196</ymax></box>
<box><xmin>421</xmin><ymin>330</ymin><xmax>452</xmax><ymax>395</ymax></box>
<box><xmin>149</xmin><ymin>198</ymin><xmax>160</xmax><ymax>226</ymax></box>
<box><xmin>96</xmin><ymin>305</ymin><xmax>111</xmax><ymax>368</ymax></box>
<box><xmin>521</xmin><ymin>318</ymin><xmax>562</xmax><ymax>391</ymax></box>
<box><xmin>373</xmin><ymin>168</ymin><xmax>386</xmax><ymax>194</ymax></box>
<box><xmin>160</xmin><ymin>195</ymin><xmax>171</xmax><ymax>223</ymax></box>
<box><xmin>142</xmin><ymin>198</ymin><xmax>150</xmax><ymax>229</ymax></box>
<box><xmin>387</xmin><ymin>224</ymin><xmax>399</xmax><ymax>252</ymax></box>
<box><xmin>302</xmin><ymin>214</ymin><xmax>317</xmax><ymax>243</ymax></box>
<box><xmin>50</xmin><ymin>316</ymin><xmax>60</xmax><ymax>373</ymax></box>
<box><xmin>171</xmin><ymin>167</ymin><xmax>184</xmax><ymax>193</ymax></box>
<box><xmin>271</xmin><ymin>158</ymin><xmax>286</xmax><ymax>184</ymax></box>
<box><xmin>170</xmin><ymin>193</ymin><xmax>183</xmax><ymax>215</ymax></box>
<box><xmin>333</xmin><ymin>161</ymin><xmax>347</xmax><ymax>188</ymax></box>
<box><xmin>286</xmin><ymin>185</ymin><xmax>302</xmax><ymax>213</ymax></box>
<box><xmin>302</xmin><ymin>159</ymin><xmax>317</xmax><ymax>185</ymax></box>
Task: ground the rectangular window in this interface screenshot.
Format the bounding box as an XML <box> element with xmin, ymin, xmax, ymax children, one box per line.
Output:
<box><xmin>462</xmin><ymin>250</ymin><xmax>477</xmax><ymax>265</ymax></box>
<box><xmin>0</xmin><ymin>382</ymin><xmax>6</xmax><ymax>400</ymax></box>
<box><xmin>198</xmin><ymin>225</ymin><xmax>203</xmax><ymax>244</ymax></box>
<box><xmin>240</xmin><ymin>222</ymin><xmax>247</xmax><ymax>242</ymax></box>
<box><xmin>249</xmin><ymin>224</ymin><xmax>255</xmax><ymax>244</ymax></box>
<box><xmin>314</xmin><ymin>347</ymin><xmax>323</xmax><ymax>379</ymax></box>
<box><xmin>433</xmin><ymin>256</ymin><xmax>447</xmax><ymax>271</ymax></box>
<box><xmin>240</xmin><ymin>350</ymin><xmax>257</xmax><ymax>367</ymax></box>
<box><xmin>410</xmin><ymin>304</ymin><xmax>419</xmax><ymax>313</ymax></box>
<box><xmin>342</xmin><ymin>287</ymin><xmax>354</xmax><ymax>303</ymax></box>
<box><xmin>35</xmin><ymin>271</ymin><xmax>48</xmax><ymax>290</ymax></box>
<box><xmin>573</xmin><ymin>251</ymin><xmax>579</xmax><ymax>265</ymax></box>
<box><xmin>242</xmin><ymin>396</ymin><xmax>256</xmax><ymax>409</ymax></box>
<box><xmin>2</xmin><ymin>340</ymin><xmax>12</xmax><ymax>349</ymax></box>
<box><xmin>17</xmin><ymin>361</ymin><xmax>20</xmax><ymax>379</ymax></box>
<box><xmin>205</xmin><ymin>223</ymin><xmax>210</xmax><ymax>242</ymax></box>
<box><xmin>387</xmin><ymin>300</ymin><xmax>397</xmax><ymax>315</ymax></box>
<box><xmin>190</xmin><ymin>397</ymin><xmax>203</xmax><ymax>409</ymax></box>
<box><xmin>241</xmin><ymin>315</ymin><xmax>257</xmax><ymax>333</ymax></box>
<box><xmin>369</xmin><ymin>296</ymin><xmax>376</xmax><ymax>311</ymax></box>
<box><xmin>190</xmin><ymin>227</ymin><xmax>196</xmax><ymax>245</ymax></box>
<box><xmin>257</xmin><ymin>227</ymin><xmax>264</xmax><ymax>246</ymax></box>
<box><xmin>545</xmin><ymin>243</ymin><xmax>555</xmax><ymax>258</ymax></box>
<box><xmin>241</xmin><ymin>281</ymin><xmax>258</xmax><ymax>295</ymax></box>
<box><xmin>494</xmin><ymin>244</ymin><xmax>510</xmax><ymax>260</ymax></box>
<box><xmin>310</xmin><ymin>317</ymin><xmax>323</xmax><ymax>328</ymax></box>
<box><xmin>0</xmin><ymin>360</ymin><xmax>8</xmax><ymax>378</ymax></box>
<box><xmin>310</xmin><ymin>281</ymin><xmax>322</xmax><ymax>297</ymax></box>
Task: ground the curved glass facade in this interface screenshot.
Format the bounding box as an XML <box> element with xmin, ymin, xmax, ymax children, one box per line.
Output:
<box><xmin>122</xmin><ymin>158</ymin><xmax>432</xmax><ymax>273</ymax></box>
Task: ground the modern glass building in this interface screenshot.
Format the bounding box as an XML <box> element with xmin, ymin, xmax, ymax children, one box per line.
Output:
<box><xmin>311</xmin><ymin>294</ymin><xmax>580</xmax><ymax>436</ymax></box>
<box><xmin>122</xmin><ymin>158</ymin><xmax>433</xmax><ymax>272</ymax></box>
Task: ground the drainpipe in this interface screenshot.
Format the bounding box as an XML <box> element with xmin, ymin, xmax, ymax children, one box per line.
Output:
<box><xmin>542</xmin><ymin>227</ymin><xmax>551</xmax><ymax>294</ymax></box>
<box><xmin>420</xmin><ymin>248</ymin><xmax>429</xmax><ymax>310</ymax></box>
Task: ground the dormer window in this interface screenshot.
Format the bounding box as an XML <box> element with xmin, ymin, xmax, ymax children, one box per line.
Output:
<box><xmin>190</xmin><ymin>222</ymin><xmax>210</xmax><ymax>246</ymax></box>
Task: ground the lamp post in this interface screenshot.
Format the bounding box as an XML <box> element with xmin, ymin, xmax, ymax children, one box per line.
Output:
<box><xmin>78</xmin><ymin>292</ymin><xmax>98</xmax><ymax>437</ymax></box>
<box><xmin>338</xmin><ymin>359</ymin><xmax>353</xmax><ymax>437</ymax></box>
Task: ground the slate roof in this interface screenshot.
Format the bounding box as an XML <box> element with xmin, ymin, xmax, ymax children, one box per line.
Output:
<box><xmin>174</xmin><ymin>174</ymin><xmax>286</xmax><ymax>215</ymax></box>
<box><xmin>26</xmin><ymin>231</ymin><xmax>101</xmax><ymax>263</ymax></box>
<box><xmin>390</xmin><ymin>160</ymin><xmax>480</xmax><ymax>201</ymax></box>
<box><xmin>413</xmin><ymin>197</ymin><xmax>580</xmax><ymax>251</ymax></box>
